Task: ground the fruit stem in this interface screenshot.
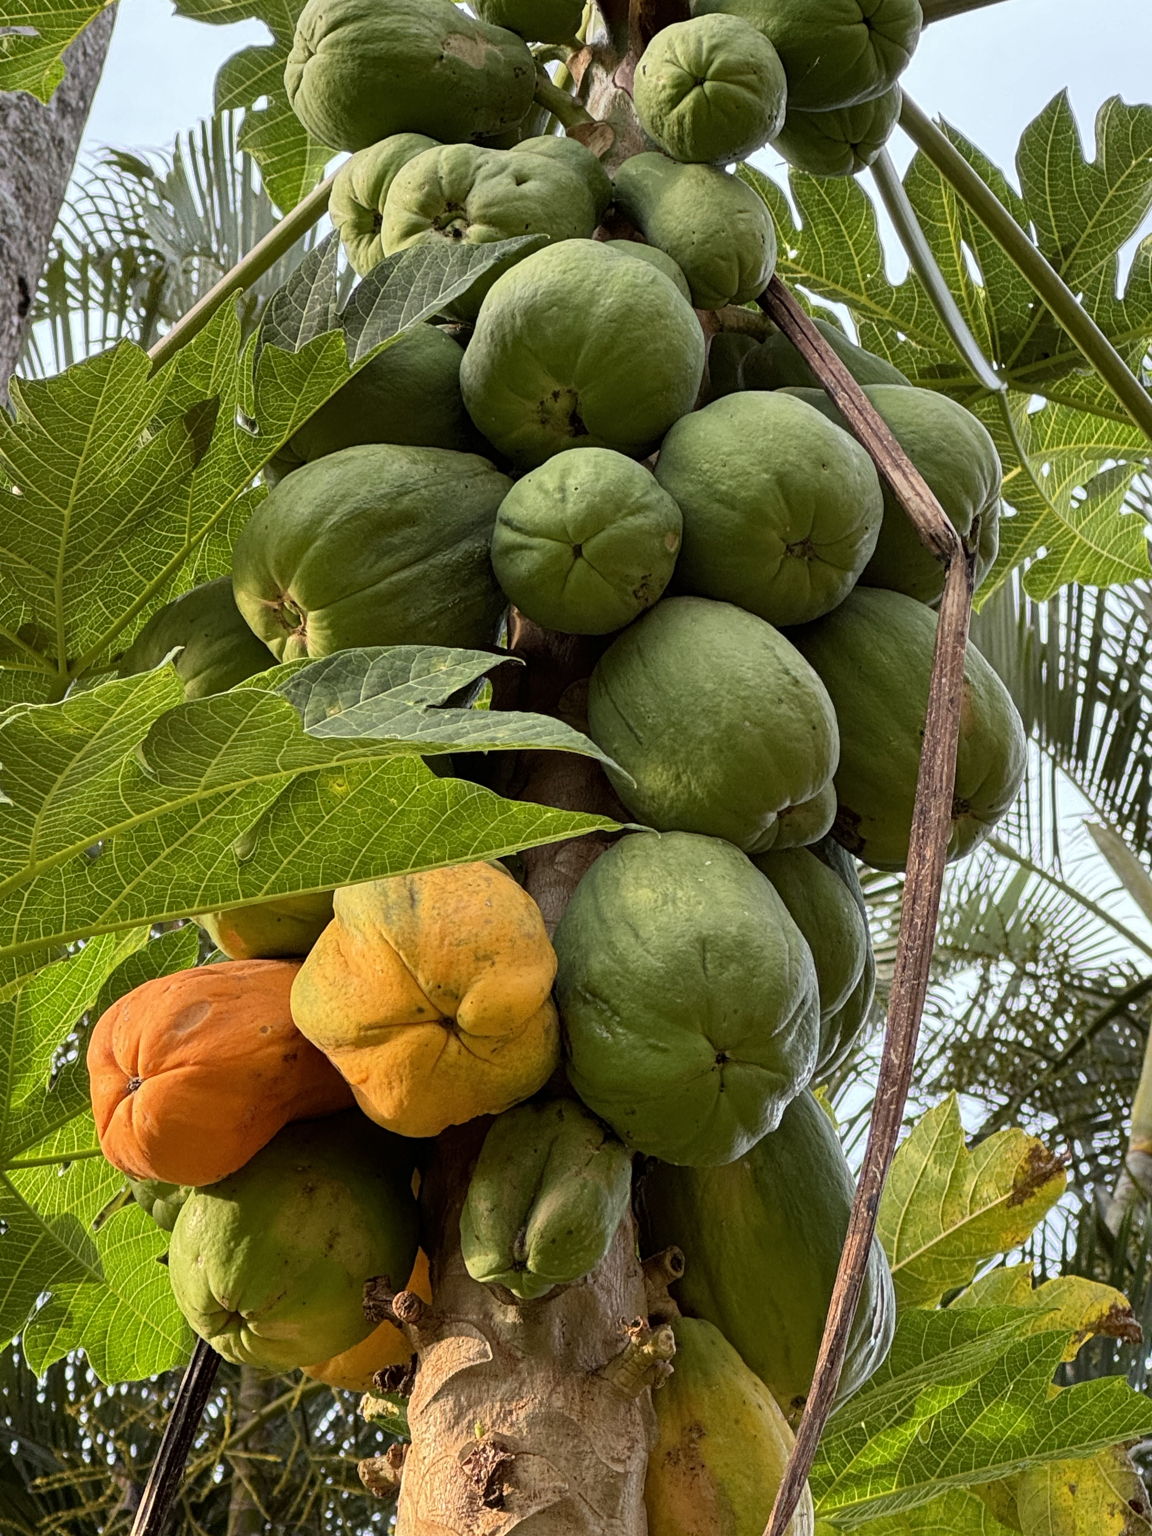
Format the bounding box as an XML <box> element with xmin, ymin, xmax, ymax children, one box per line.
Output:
<box><xmin>147</xmin><ymin>173</ymin><xmax>337</xmax><ymax>371</ymax></box>
<box><xmin>533</xmin><ymin>64</ymin><xmax>599</xmax><ymax>134</ymax></box>
<box><xmin>899</xmin><ymin>93</ymin><xmax>1152</xmax><ymax>442</ymax></box>
<box><xmin>596</xmin><ymin>1317</ymin><xmax>676</xmax><ymax>1397</ymax></box>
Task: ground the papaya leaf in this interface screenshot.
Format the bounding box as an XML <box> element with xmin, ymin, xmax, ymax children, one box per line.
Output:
<box><xmin>0</xmin><ymin>664</ymin><xmax>617</xmax><ymax>996</ymax></box>
<box><xmin>0</xmin><ymin>237</ymin><xmax>532</xmax><ymax>707</ymax></box>
<box><xmin>19</xmin><ymin>1199</ymin><xmax>193</xmax><ymax>1384</ymax></box>
<box><xmin>810</xmin><ymin>1307</ymin><xmax>1152</xmax><ymax>1527</ymax></box>
<box><xmin>876</xmin><ymin>1096</ymin><xmax>1067</xmax><ymax>1309</ymax></box>
<box><xmin>740</xmin><ymin>95</ymin><xmax>1152</xmax><ymax>597</ymax></box>
<box><xmin>818</xmin><ymin>1487</ymin><xmax>1017</xmax><ymax>1534</ymax></box>
<box><xmin>274</xmin><ymin>645</ymin><xmax>619</xmax><ymax>762</ymax></box>
<box><xmin>0</xmin><ymin>0</ymin><xmax>107</xmax><ymax>97</ymax></box>
<box><xmin>1013</xmin><ymin>1445</ymin><xmax>1152</xmax><ymax>1536</ymax></box>
<box><xmin>953</xmin><ymin>1269</ymin><xmax>1142</xmax><ymax>1363</ymax></box>
<box><xmin>168</xmin><ymin>0</ymin><xmax>322</xmax><ymax>212</ymax></box>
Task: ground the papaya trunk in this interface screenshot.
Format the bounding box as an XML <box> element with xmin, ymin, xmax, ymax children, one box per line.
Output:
<box><xmin>394</xmin><ymin>620</ymin><xmax>652</xmax><ymax>1534</ymax></box>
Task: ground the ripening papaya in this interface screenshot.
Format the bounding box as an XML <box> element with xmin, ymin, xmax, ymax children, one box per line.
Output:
<box><xmin>302</xmin><ymin>1250</ymin><xmax>431</xmax><ymax>1390</ymax></box>
<box><xmin>196</xmin><ymin>891</ymin><xmax>335</xmax><ymax>960</ymax></box>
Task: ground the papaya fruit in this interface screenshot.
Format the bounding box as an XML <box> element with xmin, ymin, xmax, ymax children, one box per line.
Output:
<box><xmin>460</xmin><ymin>239</ymin><xmax>705</xmax><ymax>469</ymax></box>
<box><xmin>789</xmin><ymin>587</ymin><xmax>1027</xmax><ymax>870</ymax></box>
<box><xmin>773</xmin><ymin>86</ymin><xmax>901</xmax><ymax>178</ymax></box>
<box><xmin>753</xmin><ymin>847</ymin><xmax>869</xmax><ymax>1031</ymax></box>
<box><xmin>266</xmin><ymin>326</ymin><xmax>479</xmax><ymax>481</ymax></box>
<box><xmin>231</xmin><ymin>443</ymin><xmax>509</xmax><ymax>661</ymax></box>
<box><xmin>654</xmin><ymin>390</ymin><xmax>883</xmax><ymax>626</ymax></box>
<box><xmin>285</xmin><ymin>0</ymin><xmax>536</xmax><ymax>152</ymax></box>
<box><xmin>646</xmin><ymin>1316</ymin><xmax>815</xmax><ymax>1535</ymax></box>
<box><xmin>740</xmin><ymin>315</ymin><xmax>910</xmax><ymax>392</ymax></box>
<box><xmin>633</xmin><ymin>15</ymin><xmax>787</xmax><ymax>164</ymax></box>
<box><xmin>380</xmin><ymin>139</ymin><xmax>611</xmax><ymax>317</ymax></box>
<box><xmin>127</xmin><ymin>1177</ymin><xmax>189</xmax><ymax>1232</ymax></box>
<box><xmin>116</xmin><ymin>578</ymin><xmax>276</xmax><ymax>699</ymax></box>
<box><xmin>303</xmin><ymin>1250</ymin><xmax>431</xmax><ymax>1390</ymax></box>
<box><xmin>707</xmin><ymin>330</ymin><xmax>759</xmax><ymax>398</ymax></box>
<box><xmin>473</xmin><ymin>0</ymin><xmax>585</xmax><ymax>44</ymax></box>
<box><xmin>639</xmin><ymin>1089</ymin><xmax>896</xmax><ymax>1417</ymax></box>
<box><xmin>784</xmin><ymin>384</ymin><xmax>1002</xmax><ymax>604</ymax></box>
<box><xmin>611</xmin><ymin>153</ymin><xmax>777</xmax><ymax>309</ymax></box>
<box><xmin>587</xmin><ymin>596</ymin><xmax>839</xmax><ymax>854</ymax></box>
<box><xmin>602</xmin><ymin>239</ymin><xmax>692</xmax><ymax>302</ymax></box>
<box><xmin>168</xmin><ymin>1113</ymin><xmax>419</xmax><ymax>1371</ymax></box>
<box><xmin>490</xmin><ymin>447</ymin><xmax>683</xmax><ymax>634</ymax></box>
<box><xmin>87</xmin><ymin>959</ymin><xmax>353</xmax><ymax>1187</ymax></box>
<box><xmin>554</xmin><ymin>832</ymin><xmax>819</xmax><ymax>1165</ymax></box>
<box><xmin>693</xmin><ymin>0</ymin><xmax>922</xmax><ymax>112</ymax></box>
<box><xmin>196</xmin><ymin>891</ymin><xmax>335</xmax><ymax>960</ymax></box>
<box><xmin>763</xmin><ymin>781</ymin><xmax>837</xmax><ymax>851</ymax></box>
<box><xmin>290</xmin><ymin>862</ymin><xmax>560</xmax><ymax>1138</ymax></box>
<box><xmin>329</xmin><ymin>133</ymin><xmax>440</xmax><ymax>275</ymax></box>
<box><xmin>806</xmin><ymin>837</ymin><xmax>876</xmax><ymax>1075</ymax></box>
<box><xmin>460</xmin><ymin>1099</ymin><xmax>634</xmax><ymax>1299</ymax></box>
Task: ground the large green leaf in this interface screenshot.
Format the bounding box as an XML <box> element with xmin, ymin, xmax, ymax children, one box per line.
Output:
<box><xmin>876</xmin><ymin>1097</ymin><xmax>1067</xmax><ymax>1309</ymax></box>
<box><xmin>0</xmin><ymin>659</ymin><xmax>615</xmax><ymax>994</ymax></box>
<box><xmin>0</xmin><ymin>236</ymin><xmax>537</xmax><ymax>707</ymax></box>
<box><xmin>811</xmin><ymin>1308</ymin><xmax>1152</xmax><ymax>1527</ymax></box>
<box><xmin>0</xmin><ymin>0</ymin><xmax>106</xmax><ymax>96</ymax></box>
<box><xmin>822</xmin><ymin>1488</ymin><xmax>1015</xmax><ymax>1535</ymax></box>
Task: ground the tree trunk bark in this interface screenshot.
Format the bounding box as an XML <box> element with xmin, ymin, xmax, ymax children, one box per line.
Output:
<box><xmin>0</xmin><ymin>6</ymin><xmax>115</xmax><ymax>404</ymax></box>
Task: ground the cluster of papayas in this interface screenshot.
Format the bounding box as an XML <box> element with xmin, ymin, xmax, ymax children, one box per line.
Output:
<box><xmin>92</xmin><ymin>2</ymin><xmax>1030</xmax><ymax>1526</ymax></box>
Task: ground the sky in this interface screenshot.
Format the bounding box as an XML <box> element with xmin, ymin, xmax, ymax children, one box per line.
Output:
<box><xmin>81</xmin><ymin>0</ymin><xmax>1152</xmax><ymax>176</ymax></box>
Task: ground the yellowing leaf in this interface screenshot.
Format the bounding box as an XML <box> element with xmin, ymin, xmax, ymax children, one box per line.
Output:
<box><xmin>954</xmin><ymin>1270</ymin><xmax>1141</xmax><ymax>1364</ymax></box>
<box><xmin>1015</xmin><ymin>1446</ymin><xmax>1152</xmax><ymax>1536</ymax></box>
<box><xmin>877</xmin><ymin>1097</ymin><xmax>1067</xmax><ymax>1308</ymax></box>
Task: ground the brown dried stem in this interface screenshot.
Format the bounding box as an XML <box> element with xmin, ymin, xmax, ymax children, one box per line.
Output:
<box><xmin>756</xmin><ymin>276</ymin><xmax>975</xmax><ymax>1536</ymax></box>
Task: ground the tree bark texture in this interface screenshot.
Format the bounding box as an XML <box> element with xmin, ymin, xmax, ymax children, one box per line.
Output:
<box><xmin>0</xmin><ymin>6</ymin><xmax>115</xmax><ymax>405</ymax></box>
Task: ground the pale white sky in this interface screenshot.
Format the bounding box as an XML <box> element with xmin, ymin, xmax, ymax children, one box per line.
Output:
<box><xmin>83</xmin><ymin>0</ymin><xmax>1152</xmax><ymax>177</ymax></box>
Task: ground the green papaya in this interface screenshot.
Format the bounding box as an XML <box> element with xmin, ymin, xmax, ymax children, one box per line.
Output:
<box><xmin>601</xmin><ymin>240</ymin><xmax>692</xmax><ymax>302</ymax></box>
<box><xmin>460</xmin><ymin>1098</ymin><xmax>634</xmax><ymax>1299</ymax></box>
<box><xmin>460</xmin><ymin>239</ymin><xmax>705</xmax><ymax>469</ymax></box>
<box><xmin>197</xmin><ymin>891</ymin><xmax>335</xmax><ymax>960</ymax></box>
<box><xmin>285</xmin><ymin>0</ymin><xmax>536</xmax><ymax>152</ymax></box>
<box><xmin>633</xmin><ymin>14</ymin><xmax>787</xmax><ymax>165</ymax></box>
<box><xmin>587</xmin><ymin>596</ymin><xmax>839</xmax><ymax>853</ymax></box>
<box><xmin>693</xmin><ymin>0</ymin><xmax>922</xmax><ymax>112</ymax></box>
<box><xmin>473</xmin><ymin>0</ymin><xmax>585</xmax><ymax>44</ymax></box>
<box><xmin>773</xmin><ymin>86</ymin><xmax>901</xmax><ymax>178</ymax></box>
<box><xmin>266</xmin><ymin>326</ymin><xmax>479</xmax><ymax>482</ymax></box>
<box><xmin>764</xmin><ymin>782</ymin><xmax>837</xmax><ymax>850</ymax></box>
<box><xmin>639</xmin><ymin>1089</ymin><xmax>896</xmax><ymax>1417</ymax></box>
<box><xmin>753</xmin><ymin>847</ymin><xmax>868</xmax><ymax>1030</ymax></box>
<box><xmin>117</xmin><ymin>578</ymin><xmax>276</xmax><ymax>699</ymax></box>
<box><xmin>329</xmin><ymin>133</ymin><xmax>440</xmax><ymax>275</ymax></box>
<box><xmin>808</xmin><ymin>837</ymin><xmax>876</xmax><ymax>1076</ymax></box>
<box><xmin>380</xmin><ymin>139</ymin><xmax>611</xmax><ymax>317</ymax></box>
<box><xmin>654</xmin><ymin>390</ymin><xmax>883</xmax><ymax>626</ymax></box>
<box><xmin>168</xmin><ymin>1113</ymin><xmax>419</xmax><ymax>1372</ymax></box>
<box><xmin>490</xmin><ymin>447</ymin><xmax>683</xmax><ymax>634</ymax></box>
<box><xmin>231</xmin><ymin>443</ymin><xmax>509</xmax><ymax>660</ymax></box>
<box><xmin>789</xmin><ymin>587</ymin><xmax>1027</xmax><ymax>870</ymax></box>
<box><xmin>784</xmin><ymin>384</ymin><xmax>1002</xmax><ymax>604</ymax></box>
<box><xmin>646</xmin><ymin>1316</ymin><xmax>816</xmax><ymax>1536</ymax></box>
<box><xmin>612</xmin><ymin>153</ymin><xmax>777</xmax><ymax>309</ymax></box>
<box><xmin>706</xmin><ymin>330</ymin><xmax>759</xmax><ymax>398</ymax></box>
<box><xmin>555</xmin><ymin>832</ymin><xmax>819</xmax><ymax>1165</ymax></box>
<box><xmin>128</xmin><ymin>1178</ymin><xmax>189</xmax><ymax>1232</ymax></box>
<box><xmin>740</xmin><ymin>316</ymin><xmax>910</xmax><ymax>392</ymax></box>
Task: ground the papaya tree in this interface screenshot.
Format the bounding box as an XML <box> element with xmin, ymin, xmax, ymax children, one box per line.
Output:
<box><xmin>1</xmin><ymin>0</ymin><xmax>1151</xmax><ymax>1533</ymax></box>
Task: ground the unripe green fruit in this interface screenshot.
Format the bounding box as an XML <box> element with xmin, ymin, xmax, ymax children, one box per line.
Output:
<box><xmin>602</xmin><ymin>240</ymin><xmax>692</xmax><ymax>301</ymax></box>
<box><xmin>329</xmin><ymin>134</ymin><xmax>440</xmax><ymax>275</ymax></box>
<box><xmin>693</xmin><ymin>0</ymin><xmax>922</xmax><ymax>112</ymax></box>
<box><xmin>472</xmin><ymin>0</ymin><xmax>585</xmax><ymax>44</ymax></box>
<box><xmin>285</xmin><ymin>0</ymin><xmax>536</xmax><ymax>152</ymax></box>
<box><xmin>587</xmin><ymin>596</ymin><xmax>839</xmax><ymax>853</ymax></box>
<box><xmin>491</xmin><ymin>448</ymin><xmax>682</xmax><ymax>634</ymax></box>
<box><xmin>740</xmin><ymin>315</ymin><xmax>910</xmax><ymax>391</ymax></box>
<box><xmin>773</xmin><ymin>86</ymin><xmax>901</xmax><ymax>178</ymax></box>
<box><xmin>460</xmin><ymin>239</ymin><xmax>705</xmax><ymax>469</ymax></box>
<box><xmin>117</xmin><ymin>578</ymin><xmax>276</xmax><ymax>699</ymax></box>
<box><xmin>128</xmin><ymin>1178</ymin><xmax>189</xmax><ymax>1232</ymax></box>
<box><xmin>655</xmin><ymin>390</ymin><xmax>883</xmax><ymax>626</ymax></box>
<box><xmin>634</xmin><ymin>14</ymin><xmax>787</xmax><ymax>164</ymax></box>
<box><xmin>197</xmin><ymin>891</ymin><xmax>335</xmax><ymax>960</ymax></box>
<box><xmin>753</xmin><ymin>846</ymin><xmax>868</xmax><ymax>1024</ymax></box>
<box><xmin>612</xmin><ymin>153</ymin><xmax>777</xmax><ymax>308</ymax></box>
